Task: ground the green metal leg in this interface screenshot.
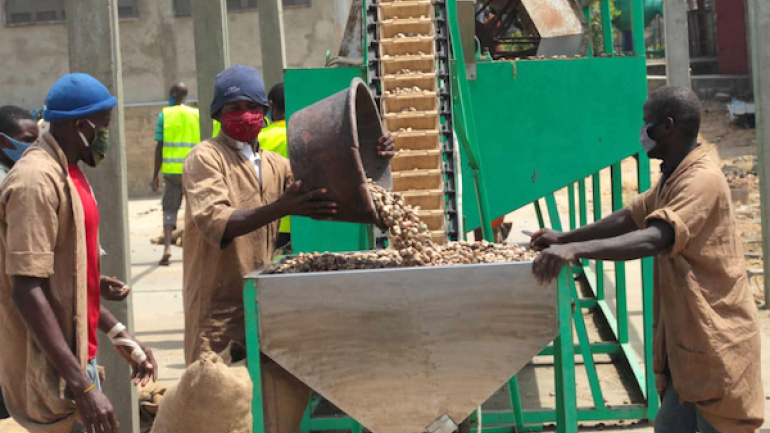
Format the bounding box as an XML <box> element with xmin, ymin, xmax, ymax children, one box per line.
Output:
<box><xmin>244</xmin><ymin>279</ymin><xmax>266</xmax><ymax>433</ymax></box>
<box><xmin>569</xmin><ymin>277</ymin><xmax>606</xmax><ymax>409</ymax></box>
<box><xmin>544</xmin><ymin>194</ymin><xmax>578</xmax><ymax>433</ymax></box>
<box><xmin>610</xmin><ymin>163</ymin><xmax>629</xmax><ymax>344</ymax></box>
<box><xmin>591</xmin><ymin>173</ymin><xmax>605</xmax><ymax>300</ymax></box>
<box><xmin>508</xmin><ymin>376</ymin><xmax>525</xmax><ymax>430</ymax></box>
<box><xmin>578</xmin><ymin>180</ymin><xmax>588</xmax><ymax>267</ymax></box>
<box><xmin>534</xmin><ymin>200</ymin><xmax>545</xmax><ymax>229</ymax></box>
<box><xmin>636</xmin><ymin>152</ymin><xmax>659</xmax><ymax>420</ymax></box>
<box><xmin>554</xmin><ymin>270</ymin><xmax>578</xmax><ymax>433</ymax></box>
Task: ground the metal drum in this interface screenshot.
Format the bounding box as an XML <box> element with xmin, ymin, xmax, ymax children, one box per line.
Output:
<box><xmin>288</xmin><ymin>78</ymin><xmax>392</xmax><ymax>225</ymax></box>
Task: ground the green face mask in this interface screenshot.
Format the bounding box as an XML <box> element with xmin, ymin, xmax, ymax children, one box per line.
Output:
<box><xmin>79</xmin><ymin>119</ymin><xmax>110</xmax><ymax>166</ymax></box>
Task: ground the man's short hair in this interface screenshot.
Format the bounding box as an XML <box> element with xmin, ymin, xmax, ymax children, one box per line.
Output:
<box><xmin>268</xmin><ymin>83</ymin><xmax>285</xmax><ymax>112</ymax></box>
<box><xmin>0</xmin><ymin>105</ymin><xmax>35</xmax><ymax>136</ymax></box>
<box><xmin>646</xmin><ymin>86</ymin><xmax>702</xmax><ymax>141</ymax></box>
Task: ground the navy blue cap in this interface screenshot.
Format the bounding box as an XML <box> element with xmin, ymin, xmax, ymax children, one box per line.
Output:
<box><xmin>43</xmin><ymin>73</ymin><xmax>118</xmax><ymax>122</ymax></box>
<box><xmin>210</xmin><ymin>65</ymin><xmax>268</xmax><ymax>118</ymax></box>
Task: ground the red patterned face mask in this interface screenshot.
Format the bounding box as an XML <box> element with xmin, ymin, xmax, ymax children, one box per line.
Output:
<box><xmin>221</xmin><ymin>109</ymin><xmax>264</xmax><ymax>143</ymax></box>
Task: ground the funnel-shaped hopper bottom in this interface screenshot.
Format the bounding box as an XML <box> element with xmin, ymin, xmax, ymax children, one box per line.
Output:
<box><xmin>256</xmin><ymin>261</ymin><xmax>557</xmax><ymax>433</ymax></box>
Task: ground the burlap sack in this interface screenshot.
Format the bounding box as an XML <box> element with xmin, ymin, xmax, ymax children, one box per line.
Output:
<box><xmin>150</xmin><ymin>343</ymin><xmax>252</xmax><ymax>433</ymax></box>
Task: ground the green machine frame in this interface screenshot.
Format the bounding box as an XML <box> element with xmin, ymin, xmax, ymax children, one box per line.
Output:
<box><xmin>245</xmin><ymin>0</ymin><xmax>656</xmax><ymax>432</ymax></box>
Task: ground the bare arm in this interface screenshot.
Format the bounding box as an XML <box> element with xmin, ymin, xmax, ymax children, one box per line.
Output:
<box><xmin>531</xmin><ymin>209</ymin><xmax>637</xmax><ymax>251</ymax></box>
<box><xmin>153</xmin><ymin>141</ymin><xmax>163</xmax><ymax>180</ymax></box>
<box><xmin>532</xmin><ymin>220</ymin><xmax>674</xmax><ymax>284</ymax></box>
<box><xmin>222</xmin><ymin>201</ymin><xmax>285</xmax><ymax>244</ymax></box>
<box><xmin>222</xmin><ymin>181</ymin><xmax>337</xmax><ymax>245</ymax></box>
<box><xmin>561</xmin><ymin>209</ymin><xmax>638</xmax><ymax>243</ymax></box>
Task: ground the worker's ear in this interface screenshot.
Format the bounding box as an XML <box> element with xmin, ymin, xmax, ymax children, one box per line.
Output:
<box><xmin>662</xmin><ymin>116</ymin><xmax>676</xmax><ymax>135</ymax></box>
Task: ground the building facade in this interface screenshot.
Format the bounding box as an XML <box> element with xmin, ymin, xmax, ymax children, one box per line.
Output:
<box><xmin>0</xmin><ymin>0</ymin><xmax>349</xmax><ymax>195</ymax></box>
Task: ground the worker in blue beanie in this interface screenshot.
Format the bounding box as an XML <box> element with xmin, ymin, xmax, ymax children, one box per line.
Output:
<box><xmin>181</xmin><ymin>65</ymin><xmax>393</xmax><ymax>433</ymax></box>
<box><xmin>0</xmin><ymin>73</ymin><xmax>156</xmax><ymax>433</ymax></box>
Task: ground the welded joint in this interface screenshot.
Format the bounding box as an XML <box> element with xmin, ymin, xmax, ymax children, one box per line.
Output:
<box><xmin>426</xmin><ymin>414</ymin><xmax>458</xmax><ymax>433</ymax></box>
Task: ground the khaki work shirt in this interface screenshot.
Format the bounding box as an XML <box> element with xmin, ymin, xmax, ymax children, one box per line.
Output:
<box><xmin>182</xmin><ymin>132</ymin><xmax>292</xmax><ymax>363</ymax></box>
<box><xmin>628</xmin><ymin>146</ymin><xmax>763</xmax><ymax>433</ymax></box>
<box><xmin>0</xmin><ymin>133</ymin><xmax>89</xmax><ymax>433</ymax></box>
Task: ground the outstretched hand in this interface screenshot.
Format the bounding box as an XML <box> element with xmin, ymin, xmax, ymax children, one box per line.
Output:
<box><xmin>278</xmin><ymin>180</ymin><xmax>338</xmax><ymax>220</ymax></box>
<box><xmin>531</xmin><ymin>244</ymin><xmax>576</xmax><ymax>285</ymax></box>
<box><xmin>529</xmin><ymin>228</ymin><xmax>563</xmax><ymax>251</ymax></box>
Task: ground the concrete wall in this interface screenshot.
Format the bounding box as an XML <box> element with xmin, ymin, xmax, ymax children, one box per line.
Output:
<box><xmin>0</xmin><ymin>0</ymin><xmax>350</xmax><ymax>196</ymax></box>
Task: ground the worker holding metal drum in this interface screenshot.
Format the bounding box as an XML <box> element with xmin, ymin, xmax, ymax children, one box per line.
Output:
<box><xmin>530</xmin><ymin>86</ymin><xmax>763</xmax><ymax>433</ymax></box>
<box><xmin>182</xmin><ymin>65</ymin><xmax>393</xmax><ymax>433</ymax></box>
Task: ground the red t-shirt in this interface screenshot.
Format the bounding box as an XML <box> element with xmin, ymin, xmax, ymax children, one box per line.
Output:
<box><xmin>68</xmin><ymin>164</ymin><xmax>101</xmax><ymax>360</ymax></box>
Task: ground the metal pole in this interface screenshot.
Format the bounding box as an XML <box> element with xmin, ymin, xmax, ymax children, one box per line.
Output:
<box><xmin>192</xmin><ymin>0</ymin><xmax>230</xmax><ymax>139</ymax></box>
<box><xmin>663</xmin><ymin>0</ymin><xmax>692</xmax><ymax>87</ymax></box>
<box><xmin>256</xmin><ymin>0</ymin><xmax>287</xmax><ymax>90</ymax></box>
<box><xmin>66</xmin><ymin>0</ymin><xmax>137</xmax><ymax>431</ymax></box>
<box><xmin>748</xmin><ymin>0</ymin><xmax>770</xmax><ymax>307</ymax></box>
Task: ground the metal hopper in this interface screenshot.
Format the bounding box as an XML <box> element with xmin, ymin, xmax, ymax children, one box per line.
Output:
<box><xmin>252</xmin><ymin>261</ymin><xmax>557</xmax><ymax>433</ymax></box>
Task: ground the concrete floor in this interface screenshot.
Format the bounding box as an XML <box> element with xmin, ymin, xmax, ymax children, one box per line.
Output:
<box><xmin>127</xmin><ymin>195</ymin><xmax>770</xmax><ymax>432</ymax></box>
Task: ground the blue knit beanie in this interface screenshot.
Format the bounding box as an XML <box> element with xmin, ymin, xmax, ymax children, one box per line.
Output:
<box><xmin>210</xmin><ymin>65</ymin><xmax>268</xmax><ymax>118</ymax></box>
<box><xmin>43</xmin><ymin>73</ymin><xmax>118</xmax><ymax>122</ymax></box>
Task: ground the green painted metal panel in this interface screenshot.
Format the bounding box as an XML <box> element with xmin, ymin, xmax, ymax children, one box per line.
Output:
<box><xmin>460</xmin><ymin>57</ymin><xmax>647</xmax><ymax>231</ymax></box>
<box><xmin>284</xmin><ymin>67</ymin><xmax>373</xmax><ymax>253</ymax></box>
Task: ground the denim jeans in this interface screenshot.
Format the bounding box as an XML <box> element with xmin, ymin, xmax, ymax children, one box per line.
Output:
<box><xmin>654</xmin><ymin>385</ymin><xmax>721</xmax><ymax>433</ymax></box>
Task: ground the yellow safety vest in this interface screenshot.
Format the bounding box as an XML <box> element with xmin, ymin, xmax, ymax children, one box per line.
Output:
<box><xmin>258</xmin><ymin>120</ymin><xmax>290</xmax><ymax>233</ymax></box>
<box><xmin>162</xmin><ymin>105</ymin><xmax>200</xmax><ymax>175</ymax></box>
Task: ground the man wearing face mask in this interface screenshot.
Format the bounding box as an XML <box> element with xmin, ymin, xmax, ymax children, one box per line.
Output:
<box><xmin>182</xmin><ymin>65</ymin><xmax>394</xmax><ymax>433</ymax></box>
<box><xmin>0</xmin><ymin>105</ymin><xmax>39</xmax><ymax>183</ymax></box>
<box><xmin>529</xmin><ymin>86</ymin><xmax>763</xmax><ymax>433</ymax></box>
<box><xmin>0</xmin><ymin>73</ymin><xmax>157</xmax><ymax>433</ymax></box>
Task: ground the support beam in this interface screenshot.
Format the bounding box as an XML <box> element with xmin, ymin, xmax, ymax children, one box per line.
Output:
<box><xmin>192</xmin><ymin>0</ymin><xmax>230</xmax><ymax>138</ymax></box>
<box><xmin>663</xmin><ymin>0</ymin><xmax>691</xmax><ymax>87</ymax></box>
<box><xmin>66</xmin><ymin>0</ymin><xmax>137</xmax><ymax>432</ymax></box>
<box><xmin>256</xmin><ymin>0</ymin><xmax>287</xmax><ymax>90</ymax></box>
<box><xmin>748</xmin><ymin>0</ymin><xmax>770</xmax><ymax>307</ymax></box>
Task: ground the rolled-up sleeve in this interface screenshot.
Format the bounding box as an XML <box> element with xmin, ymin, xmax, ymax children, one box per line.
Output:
<box><xmin>183</xmin><ymin>147</ymin><xmax>236</xmax><ymax>247</ymax></box>
<box><xmin>4</xmin><ymin>174</ymin><xmax>59</xmax><ymax>277</ymax></box>
<box><xmin>644</xmin><ymin>173</ymin><xmax>720</xmax><ymax>257</ymax></box>
<box><xmin>627</xmin><ymin>188</ymin><xmax>655</xmax><ymax>229</ymax></box>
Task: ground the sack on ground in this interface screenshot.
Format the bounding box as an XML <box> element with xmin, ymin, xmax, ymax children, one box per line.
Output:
<box><xmin>150</xmin><ymin>342</ymin><xmax>252</xmax><ymax>433</ymax></box>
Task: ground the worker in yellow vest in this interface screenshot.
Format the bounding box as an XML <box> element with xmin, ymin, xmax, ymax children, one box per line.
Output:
<box><xmin>152</xmin><ymin>83</ymin><xmax>200</xmax><ymax>265</ymax></box>
<box><xmin>258</xmin><ymin>83</ymin><xmax>291</xmax><ymax>253</ymax></box>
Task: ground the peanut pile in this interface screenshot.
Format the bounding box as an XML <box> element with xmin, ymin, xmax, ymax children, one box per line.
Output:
<box><xmin>263</xmin><ymin>181</ymin><xmax>536</xmax><ymax>274</ymax></box>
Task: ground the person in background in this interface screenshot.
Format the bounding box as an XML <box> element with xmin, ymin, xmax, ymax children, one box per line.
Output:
<box><xmin>0</xmin><ymin>106</ymin><xmax>39</xmax><ymax>182</ymax></box>
<box><xmin>152</xmin><ymin>82</ymin><xmax>199</xmax><ymax>266</ymax></box>
<box><xmin>0</xmin><ymin>105</ymin><xmax>39</xmax><ymax>420</ymax></box>
<box><xmin>182</xmin><ymin>65</ymin><xmax>394</xmax><ymax>433</ymax></box>
<box><xmin>258</xmin><ymin>83</ymin><xmax>291</xmax><ymax>252</ymax></box>
<box><xmin>531</xmin><ymin>86</ymin><xmax>763</xmax><ymax>433</ymax></box>
<box><xmin>0</xmin><ymin>73</ymin><xmax>157</xmax><ymax>433</ymax></box>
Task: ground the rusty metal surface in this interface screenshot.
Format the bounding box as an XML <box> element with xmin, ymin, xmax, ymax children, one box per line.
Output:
<box><xmin>288</xmin><ymin>78</ymin><xmax>391</xmax><ymax>225</ymax></box>
<box><xmin>255</xmin><ymin>262</ymin><xmax>557</xmax><ymax>433</ymax></box>
<box><xmin>519</xmin><ymin>0</ymin><xmax>585</xmax><ymax>37</ymax></box>
<box><xmin>339</xmin><ymin>0</ymin><xmax>363</xmax><ymax>59</ymax></box>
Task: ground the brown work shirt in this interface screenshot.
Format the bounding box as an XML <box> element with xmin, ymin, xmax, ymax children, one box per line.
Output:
<box><xmin>628</xmin><ymin>146</ymin><xmax>763</xmax><ymax>433</ymax></box>
<box><xmin>182</xmin><ymin>132</ymin><xmax>292</xmax><ymax>363</ymax></box>
<box><xmin>0</xmin><ymin>133</ymin><xmax>89</xmax><ymax>433</ymax></box>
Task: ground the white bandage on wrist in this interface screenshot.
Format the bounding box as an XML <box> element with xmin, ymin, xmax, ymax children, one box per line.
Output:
<box><xmin>107</xmin><ymin>323</ymin><xmax>126</xmax><ymax>340</ymax></box>
<box><xmin>107</xmin><ymin>323</ymin><xmax>148</xmax><ymax>365</ymax></box>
